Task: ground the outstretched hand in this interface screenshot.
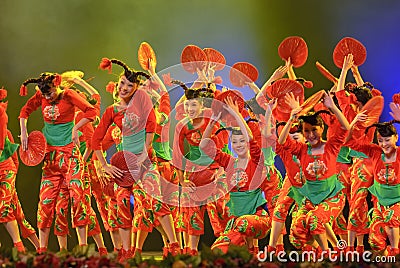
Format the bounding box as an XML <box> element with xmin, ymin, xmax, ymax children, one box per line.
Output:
<box><xmin>390</xmin><ymin>102</ymin><xmax>400</xmax><ymax>121</ymax></box>
<box><xmin>223</xmin><ymin>96</ymin><xmax>240</xmax><ymax>114</ymax></box>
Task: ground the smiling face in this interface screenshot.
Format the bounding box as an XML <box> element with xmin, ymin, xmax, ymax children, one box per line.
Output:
<box><xmin>231</xmin><ymin>134</ymin><xmax>249</xmax><ymax>158</ymax></box>
<box><xmin>302</xmin><ymin>122</ymin><xmax>324</xmax><ymax>146</ymax></box>
<box><xmin>117</xmin><ymin>75</ymin><xmax>138</xmax><ymax>101</ymax></box>
<box><xmin>184</xmin><ymin>99</ymin><xmax>203</xmax><ymax>119</ymax></box>
<box><xmin>377</xmin><ymin>133</ymin><xmax>398</xmax><ymax>156</ymax></box>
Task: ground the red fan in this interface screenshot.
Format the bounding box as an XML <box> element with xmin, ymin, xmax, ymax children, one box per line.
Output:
<box><xmin>212</xmin><ymin>90</ymin><xmax>245</xmax><ymax>123</ymax></box>
<box><xmin>19</xmin><ymin>131</ymin><xmax>47</xmax><ymax>166</ymax></box>
<box><xmin>278</xmin><ymin>36</ymin><xmax>308</xmax><ymax>67</ymax></box>
<box><xmin>268</xmin><ymin>79</ymin><xmax>305</xmax><ymax>117</ymax></box>
<box><xmin>110</xmin><ymin>151</ymin><xmax>140</xmax><ymax>188</ymax></box>
<box><xmin>203</xmin><ymin>48</ymin><xmax>226</xmax><ymax>71</ymax></box>
<box><xmin>297</xmin><ymin>90</ymin><xmax>326</xmax><ymax>117</ymax></box>
<box><xmin>181</xmin><ymin>45</ymin><xmax>208</xmax><ymax>74</ymax></box>
<box><xmin>138</xmin><ymin>42</ymin><xmax>157</xmax><ymax>71</ymax></box>
<box><xmin>333</xmin><ymin>37</ymin><xmax>367</xmax><ymax>68</ymax></box>
<box><xmin>315</xmin><ymin>61</ymin><xmax>338</xmax><ymax>84</ymax></box>
<box><xmin>229</xmin><ymin>62</ymin><xmax>259</xmax><ymax>88</ymax></box>
<box><xmin>357</xmin><ymin>96</ymin><xmax>384</xmax><ymax>128</ymax></box>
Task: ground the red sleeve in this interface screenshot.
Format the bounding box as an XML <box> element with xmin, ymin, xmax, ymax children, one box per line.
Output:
<box><xmin>158</xmin><ymin>92</ymin><xmax>171</xmax><ymax>116</ymax></box>
<box><xmin>92</xmin><ymin>94</ymin><xmax>101</xmax><ymax>117</ymax></box>
<box><xmin>64</xmin><ymin>89</ymin><xmax>97</xmax><ymax>121</ymax></box>
<box><xmin>172</xmin><ymin>120</ymin><xmax>186</xmax><ymax>170</ymax></box>
<box><xmin>76</xmin><ymin>111</ymin><xmax>94</xmax><ymax>149</ymax></box>
<box><xmin>325</xmin><ymin>126</ymin><xmax>347</xmax><ymax>156</ymax></box>
<box><xmin>18</xmin><ymin>90</ymin><xmax>42</xmax><ymax>119</ymax></box>
<box><xmin>0</xmin><ymin>105</ymin><xmax>7</xmax><ymax>150</ymax></box>
<box><xmin>335</xmin><ymin>90</ymin><xmax>357</xmax><ymax>121</ymax></box>
<box><xmin>7</xmin><ymin>130</ymin><xmax>19</xmax><ymax>170</ymax></box>
<box><xmin>280</xmin><ymin>135</ymin><xmax>305</xmax><ymax>157</ymax></box>
<box><xmin>202</xmin><ymin>136</ymin><xmax>233</xmax><ymax>170</ymax></box>
<box><xmin>344</xmin><ymin>137</ymin><xmax>381</xmax><ymax>159</ymax></box>
<box><xmin>249</xmin><ymin>139</ymin><xmax>262</xmax><ymax>164</ymax></box>
<box><xmin>146</xmin><ymin>108</ymin><xmax>156</xmax><ymax>133</ymax></box>
<box><xmin>92</xmin><ymin>106</ymin><xmax>114</xmax><ymax>151</ymax></box>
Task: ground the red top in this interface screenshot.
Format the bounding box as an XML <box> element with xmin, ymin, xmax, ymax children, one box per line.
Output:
<box><xmin>75</xmin><ymin>94</ymin><xmax>101</xmax><ymax>150</ymax></box>
<box><xmin>92</xmin><ymin>89</ymin><xmax>156</xmax><ymax>151</ymax></box>
<box><xmin>276</xmin><ymin>142</ymin><xmax>304</xmax><ymax>187</ymax></box>
<box><xmin>207</xmin><ymin>139</ymin><xmax>265</xmax><ymax>191</ymax></box>
<box><xmin>345</xmin><ymin>140</ymin><xmax>400</xmax><ymax>185</ymax></box>
<box><xmin>335</xmin><ymin>90</ymin><xmax>374</xmax><ymax>141</ymax></box>
<box><xmin>155</xmin><ymin>92</ymin><xmax>171</xmax><ymax>143</ymax></box>
<box><xmin>172</xmin><ymin>115</ymin><xmax>219</xmax><ymax>171</ymax></box>
<box><xmin>19</xmin><ymin>89</ymin><xmax>96</xmax><ymax>123</ymax></box>
<box><xmin>280</xmin><ymin>127</ymin><xmax>347</xmax><ymax>181</ymax></box>
<box><xmin>0</xmin><ymin>103</ymin><xmax>8</xmax><ymax>151</ymax></box>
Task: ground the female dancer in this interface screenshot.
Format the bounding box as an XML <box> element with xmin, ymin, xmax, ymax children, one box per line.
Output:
<box><xmin>53</xmin><ymin>75</ymin><xmax>107</xmax><ymax>255</ymax></box>
<box><xmin>201</xmin><ymin>97</ymin><xmax>271</xmax><ymax>254</ymax></box>
<box><xmin>346</xmin><ymin>111</ymin><xmax>400</xmax><ymax>256</ymax></box>
<box><xmin>278</xmin><ymin>91</ymin><xmax>349</xmax><ymax>252</ymax></box>
<box><xmin>1</xmin><ymin>87</ymin><xmax>39</xmax><ymax>252</ymax></box>
<box><xmin>171</xmin><ymin>80</ymin><xmax>229</xmax><ymax>255</ymax></box>
<box><xmin>334</xmin><ymin>54</ymin><xmax>379</xmax><ymax>252</ymax></box>
<box><xmin>92</xmin><ymin>58</ymin><xmax>179</xmax><ymax>261</ymax></box>
<box><xmin>19</xmin><ymin>72</ymin><xmax>97</xmax><ymax>253</ymax></box>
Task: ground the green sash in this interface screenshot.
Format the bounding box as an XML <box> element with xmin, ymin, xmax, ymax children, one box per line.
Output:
<box><xmin>369</xmin><ymin>180</ymin><xmax>400</xmax><ymax>207</ymax></box>
<box><xmin>336</xmin><ymin>146</ymin><xmax>351</xmax><ymax>164</ymax></box>
<box><xmin>226</xmin><ymin>188</ymin><xmax>266</xmax><ymax>217</ymax></box>
<box><xmin>121</xmin><ymin>129</ymin><xmax>146</xmax><ymax>154</ymax></box>
<box><xmin>287</xmin><ymin>186</ymin><xmax>305</xmax><ymax>206</ymax></box>
<box><xmin>153</xmin><ymin>134</ymin><xmax>172</xmax><ymax>160</ymax></box>
<box><xmin>0</xmin><ymin>136</ymin><xmax>19</xmax><ymax>162</ymax></box>
<box><xmin>42</xmin><ymin>121</ymin><xmax>74</xmax><ymax>146</ymax></box>
<box><xmin>298</xmin><ymin>174</ymin><xmax>344</xmax><ymax>205</ymax></box>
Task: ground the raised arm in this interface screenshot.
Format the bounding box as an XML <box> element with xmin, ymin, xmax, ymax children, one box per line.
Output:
<box><xmin>351</xmin><ymin>65</ymin><xmax>365</xmax><ymax>86</ymax></box>
<box><xmin>262</xmin><ymin>98</ymin><xmax>277</xmax><ymax>137</ymax></box>
<box><xmin>323</xmin><ymin>91</ymin><xmax>350</xmax><ymax>130</ymax></box>
<box><xmin>224</xmin><ymin>96</ymin><xmax>253</xmax><ymax>142</ymax></box>
<box><xmin>278</xmin><ymin>92</ymin><xmax>301</xmax><ymax>144</ymax></box>
<box><xmin>335</xmin><ymin>54</ymin><xmax>354</xmax><ymax>93</ymax></box>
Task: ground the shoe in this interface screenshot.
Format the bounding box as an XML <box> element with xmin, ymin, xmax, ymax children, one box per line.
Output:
<box><xmin>99</xmin><ymin>247</ymin><xmax>108</xmax><ymax>256</ymax></box>
<box><xmin>14</xmin><ymin>241</ymin><xmax>26</xmax><ymax>253</ymax></box>
<box><xmin>169</xmin><ymin>242</ymin><xmax>181</xmax><ymax>256</ymax></box>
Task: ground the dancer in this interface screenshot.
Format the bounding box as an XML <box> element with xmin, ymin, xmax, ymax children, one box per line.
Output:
<box><xmin>201</xmin><ymin>96</ymin><xmax>271</xmax><ymax>254</ymax></box>
<box><xmin>19</xmin><ymin>72</ymin><xmax>96</xmax><ymax>253</ymax></box>
<box><xmin>92</xmin><ymin>58</ymin><xmax>179</xmax><ymax>262</ymax></box>
<box><xmin>172</xmin><ymin>80</ymin><xmax>229</xmax><ymax>255</ymax></box>
<box><xmin>277</xmin><ymin>91</ymin><xmax>349</xmax><ymax>252</ymax></box>
<box><xmin>0</xmin><ymin>87</ymin><xmax>38</xmax><ymax>252</ymax></box>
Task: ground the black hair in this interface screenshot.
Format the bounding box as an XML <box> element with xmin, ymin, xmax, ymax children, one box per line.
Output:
<box><xmin>365</xmin><ymin>120</ymin><xmax>399</xmax><ymax>137</ymax></box>
<box><xmin>346</xmin><ymin>82</ymin><xmax>373</xmax><ymax>106</ymax></box>
<box><xmin>298</xmin><ymin>110</ymin><xmax>331</xmax><ymax>127</ymax></box>
<box><xmin>21</xmin><ymin>72</ymin><xmax>58</xmax><ymax>94</ymax></box>
<box><xmin>172</xmin><ymin>80</ymin><xmax>214</xmax><ymax>100</ymax></box>
<box><xmin>215</xmin><ymin>127</ymin><xmax>243</xmax><ymax>136</ymax></box>
<box><xmin>105</xmin><ymin>58</ymin><xmax>150</xmax><ymax>84</ymax></box>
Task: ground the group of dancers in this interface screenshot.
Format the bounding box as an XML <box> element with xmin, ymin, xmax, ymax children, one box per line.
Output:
<box><xmin>1</xmin><ymin>36</ymin><xmax>400</xmax><ymax>263</ymax></box>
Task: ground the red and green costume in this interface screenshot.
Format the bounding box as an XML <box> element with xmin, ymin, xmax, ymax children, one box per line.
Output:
<box><xmin>172</xmin><ymin>113</ymin><xmax>230</xmax><ymax>236</ymax></box>
<box><xmin>280</xmin><ymin>127</ymin><xmax>347</xmax><ymax>248</ymax></box>
<box><xmin>207</xmin><ymin>139</ymin><xmax>271</xmax><ymax>252</ymax></box>
<box><xmin>19</xmin><ymin>89</ymin><xmax>96</xmax><ymax>230</ymax></box>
